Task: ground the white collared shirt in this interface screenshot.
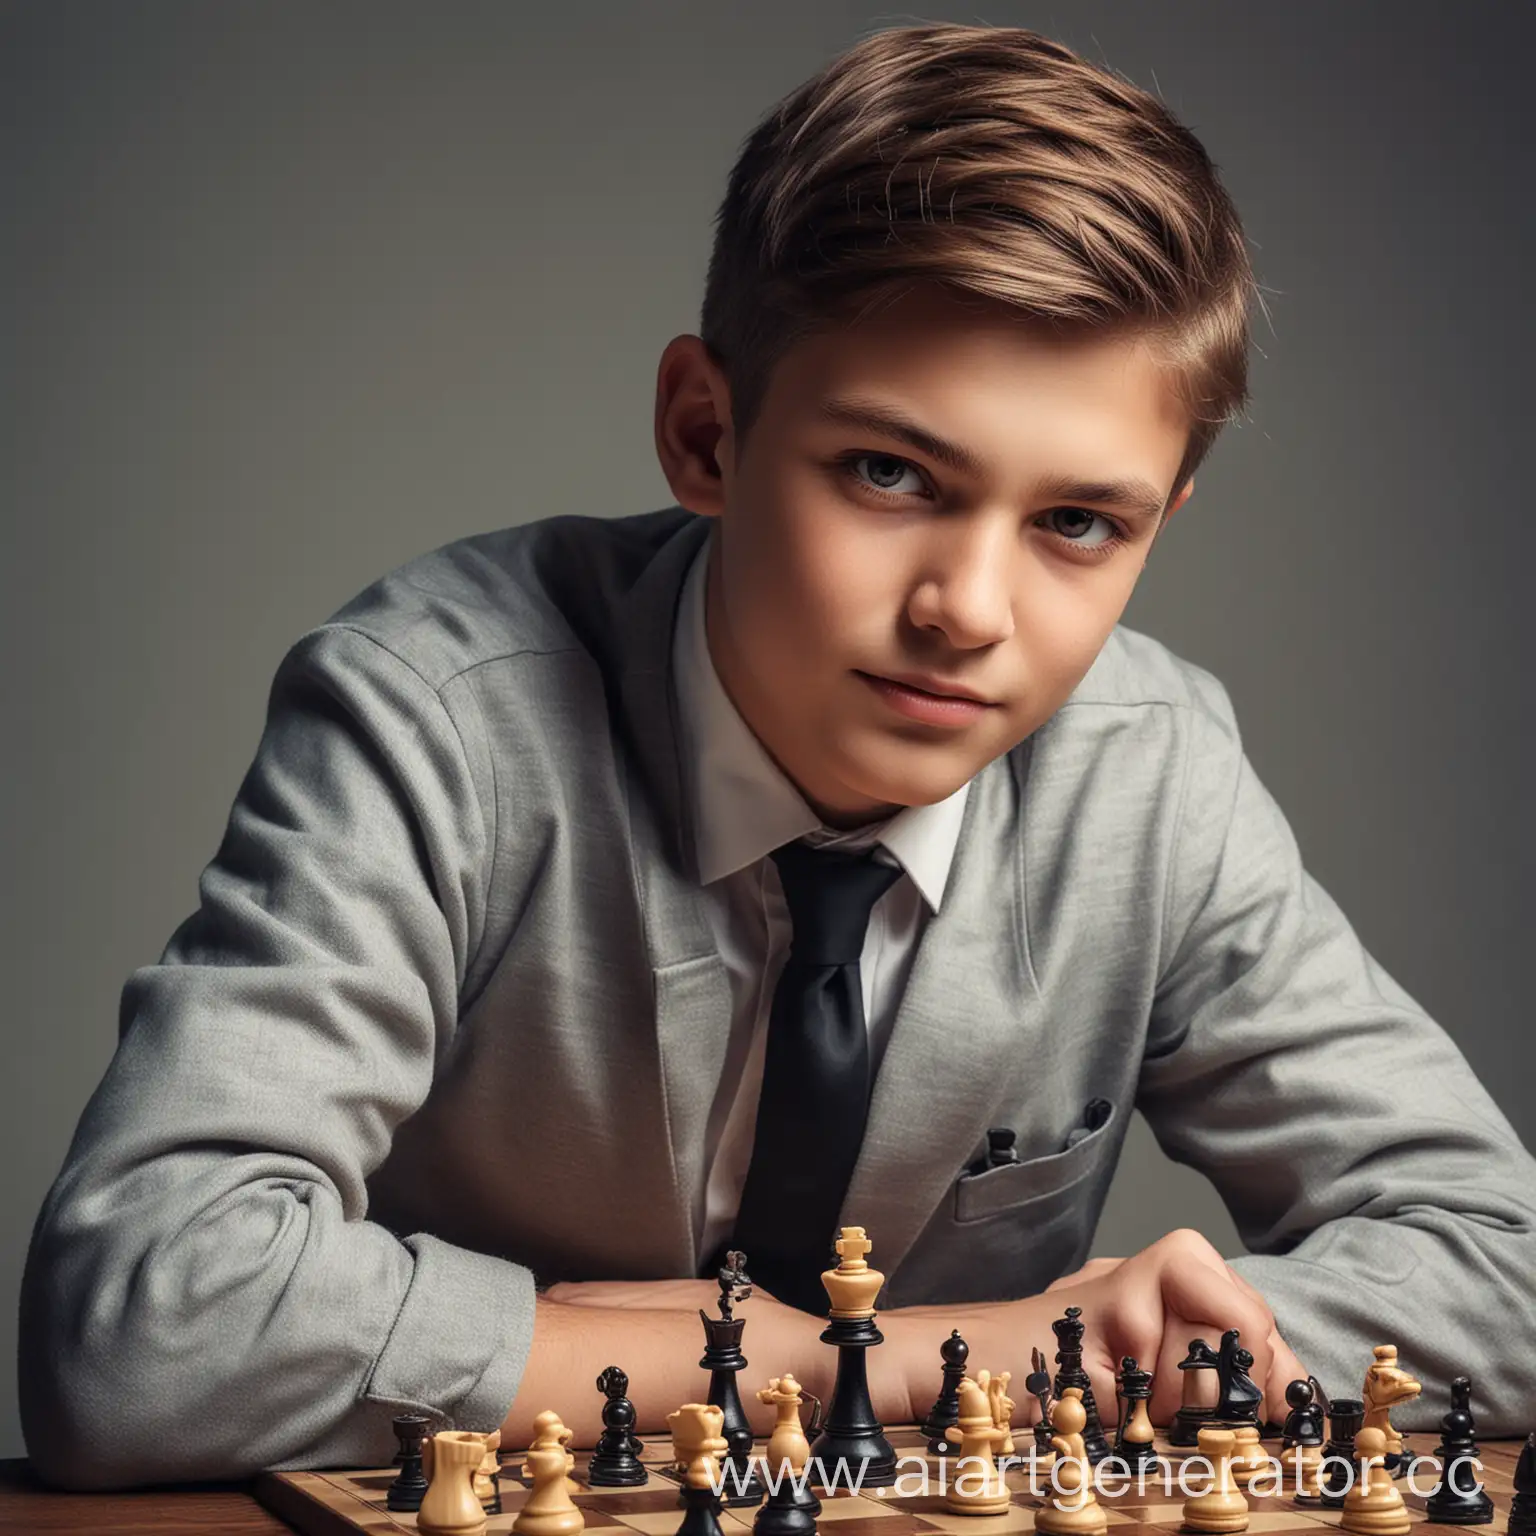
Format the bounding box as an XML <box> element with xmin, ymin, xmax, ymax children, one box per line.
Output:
<box><xmin>671</xmin><ymin>528</ymin><xmax>972</xmax><ymax>1264</ymax></box>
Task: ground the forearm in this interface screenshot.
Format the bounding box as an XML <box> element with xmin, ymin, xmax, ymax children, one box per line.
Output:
<box><xmin>508</xmin><ymin>1294</ymin><xmax>839</xmax><ymax>1445</ymax></box>
<box><xmin>506</xmin><ymin>1286</ymin><xmax>1035</xmax><ymax>1446</ymax></box>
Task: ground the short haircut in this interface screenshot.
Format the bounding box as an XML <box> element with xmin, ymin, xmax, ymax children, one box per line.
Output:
<box><xmin>700</xmin><ymin>23</ymin><xmax>1259</xmax><ymax>507</ymax></box>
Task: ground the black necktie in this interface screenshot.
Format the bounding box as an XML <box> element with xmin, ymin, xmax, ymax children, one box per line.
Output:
<box><xmin>728</xmin><ymin>839</ymin><xmax>904</xmax><ymax>1313</ymax></box>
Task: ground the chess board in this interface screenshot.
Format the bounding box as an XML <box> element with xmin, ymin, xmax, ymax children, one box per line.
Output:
<box><xmin>252</xmin><ymin>1426</ymin><xmax>1523</xmax><ymax>1536</ymax></box>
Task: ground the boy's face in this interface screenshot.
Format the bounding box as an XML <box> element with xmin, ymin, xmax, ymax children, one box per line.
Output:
<box><xmin>655</xmin><ymin>284</ymin><xmax>1195</xmax><ymax>830</ymax></box>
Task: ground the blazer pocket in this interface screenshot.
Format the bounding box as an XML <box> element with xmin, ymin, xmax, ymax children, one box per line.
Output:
<box><xmin>953</xmin><ymin>1101</ymin><xmax>1120</xmax><ymax>1225</ymax></box>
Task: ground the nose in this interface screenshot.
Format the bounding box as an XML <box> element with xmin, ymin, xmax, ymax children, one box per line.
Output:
<box><xmin>908</xmin><ymin>520</ymin><xmax>1015</xmax><ymax>648</ymax></box>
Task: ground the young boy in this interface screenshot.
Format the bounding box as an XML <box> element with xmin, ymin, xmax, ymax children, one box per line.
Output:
<box><xmin>19</xmin><ymin>22</ymin><xmax>1536</xmax><ymax>1491</ymax></box>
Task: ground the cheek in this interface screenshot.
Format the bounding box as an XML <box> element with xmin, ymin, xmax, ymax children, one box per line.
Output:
<box><xmin>766</xmin><ymin>507</ymin><xmax>887</xmax><ymax>640</ymax></box>
<box><xmin>1008</xmin><ymin>572</ymin><xmax>1137</xmax><ymax>701</ymax></box>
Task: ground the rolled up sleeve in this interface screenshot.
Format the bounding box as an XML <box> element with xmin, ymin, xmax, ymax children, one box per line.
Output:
<box><xmin>19</xmin><ymin>625</ymin><xmax>535</xmax><ymax>1487</ymax></box>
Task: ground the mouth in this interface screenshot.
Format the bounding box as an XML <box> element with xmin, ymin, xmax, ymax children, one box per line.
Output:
<box><xmin>855</xmin><ymin>670</ymin><xmax>997</xmax><ymax>726</ymax></box>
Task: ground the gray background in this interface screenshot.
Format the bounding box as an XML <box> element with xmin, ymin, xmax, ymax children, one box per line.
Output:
<box><xmin>2</xmin><ymin>0</ymin><xmax>1531</xmax><ymax>1464</ymax></box>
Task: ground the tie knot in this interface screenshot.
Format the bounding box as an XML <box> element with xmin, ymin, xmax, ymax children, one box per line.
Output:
<box><xmin>769</xmin><ymin>841</ymin><xmax>904</xmax><ymax>967</ymax></box>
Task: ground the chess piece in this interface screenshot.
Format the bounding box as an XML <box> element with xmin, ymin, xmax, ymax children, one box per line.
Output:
<box><xmin>944</xmin><ymin>1375</ymin><xmax>1011</xmax><ymax>1515</ymax></box>
<box><xmin>1340</xmin><ymin>1426</ymin><xmax>1411</xmax><ymax>1536</ymax></box>
<box><xmin>808</xmin><ymin>1227</ymin><xmax>898</xmax><ymax>1487</ymax></box>
<box><xmin>1425</xmin><ymin>1376</ymin><xmax>1494</xmax><ymax>1524</ymax></box>
<box><xmin>1211</xmin><ymin>1330</ymin><xmax>1262</xmax><ymax>1425</ymax></box>
<box><xmin>1051</xmin><ymin>1306</ymin><xmax>1112</xmax><ymax>1464</ymax></box>
<box><xmin>967</xmin><ymin>1126</ymin><xmax>1022</xmax><ymax>1174</ymax></box>
<box><xmin>1169</xmin><ymin>1339</ymin><xmax>1221</xmax><ymax>1447</ymax></box>
<box><xmin>1283</xmin><ymin>1378</ymin><xmax>1327</xmax><ymax>1499</ymax></box>
<box><xmin>589</xmin><ymin>1365</ymin><xmax>647</xmax><ymax>1487</ymax></box>
<box><xmin>529</xmin><ymin>1409</ymin><xmax>581</xmax><ymax>1495</ymax></box>
<box><xmin>1115</xmin><ymin>1356</ymin><xmax>1159</xmax><ymax>1474</ymax></box>
<box><xmin>755</xmin><ymin>1373</ymin><xmax>823</xmax><ymax>1536</ymax></box>
<box><xmin>698</xmin><ymin>1250</ymin><xmax>765</xmax><ymax>1505</ymax></box>
<box><xmin>1361</xmin><ymin>1345</ymin><xmax>1421</xmax><ymax>1478</ymax></box>
<box><xmin>1180</xmin><ymin>1427</ymin><xmax>1249</xmax><ymax>1534</ymax></box>
<box><xmin>1226</xmin><ymin>1425</ymin><xmax>1272</xmax><ymax>1490</ymax></box>
<box><xmin>1036</xmin><ymin>1388</ymin><xmax>1109</xmax><ymax>1534</ymax></box>
<box><xmin>670</xmin><ymin>1403</ymin><xmax>729</xmax><ymax>1536</ymax></box>
<box><xmin>1027</xmin><ymin>1346</ymin><xmax>1058</xmax><ymax>1467</ymax></box>
<box><xmin>921</xmin><ymin>1330</ymin><xmax>969</xmax><ymax>1455</ymax></box>
<box><xmin>512</xmin><ymin>1438</ymin><xmax>583</xmax><ymax>1536</ymax></box>
<box><xmin>985</xmin><ymin>1368</ymin><xmax>1017</xmax><ymax>1458</ymax></box>
<box><xmin>387</xmin><ymin>1413</ymin><xmax>431</xmax><ymax>1512</ymax></box>
<box><xmin>1319</xmin><ymin>1398</ymin><xmax>1366</xmax><ymax>1508</ymax></box>
<box><xmin>1281</xmin><ymin>1378</ymin><xmax>1326</xmax><ymax>1449</ymax></box>
<box><xmin>1509</xmin><ymin>1432</ymin><xmax>1536</xmax><ymax>1536</ymax></box>
<box><xmin>421</xmin><ymin>1430</ymin><xmax>491</xmax><ymax>1536</ymax></box>
<box><xmin>474</xmin><ymin>1427</ymin><xmax>502</xmax><ymax>1515</ymax></box>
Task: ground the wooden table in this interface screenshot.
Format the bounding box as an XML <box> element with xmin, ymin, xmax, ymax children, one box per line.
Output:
<box><xmin>0</xmin><ymin>1456</ymin><xmax>290</xmax><ymax>1533</ymax></box>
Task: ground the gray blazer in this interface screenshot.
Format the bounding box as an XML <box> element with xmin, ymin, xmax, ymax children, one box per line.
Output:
<box><xmin>19</xmin><ymin>506</ymin><xmax>1536</xmax><ymax>1488</ymax></box>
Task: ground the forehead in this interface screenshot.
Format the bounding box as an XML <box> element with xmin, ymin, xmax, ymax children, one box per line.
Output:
<box><xmin>761</xmin><ymin>286</ymin><xmax>1190</xmax><ymax>483</ymax></box>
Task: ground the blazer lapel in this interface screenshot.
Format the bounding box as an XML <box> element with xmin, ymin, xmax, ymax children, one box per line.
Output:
<box><xmin>610</xmin><ymin>509</ymin><xmax>729</xmax><ymax>1276</ymax></box>
<box><xmin>839</xmin><ymin>739</ymin><xmax>1043</xmax><ymax>1284</ymax></box>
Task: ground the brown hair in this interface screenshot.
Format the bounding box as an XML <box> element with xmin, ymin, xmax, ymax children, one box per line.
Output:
<box><xmin>699</xmin><ymin>23</ymin><xmax>1259</xmax><ymax>506</ymax></box>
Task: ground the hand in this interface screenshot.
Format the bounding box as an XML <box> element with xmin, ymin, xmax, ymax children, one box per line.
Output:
<box><xmin>1040</xmin><ymin>1229</ymin><xmax>1308</xmax><ymax>1425</ymax></box>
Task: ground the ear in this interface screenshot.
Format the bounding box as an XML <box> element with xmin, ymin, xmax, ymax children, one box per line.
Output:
<box><xmin>654</xmin><ymin>335</ymin><xmax>734</xmax><ymax>519</ymax></box>
<box><xmin>1165</xmin><ymin>477</ymin><xmax>1194</xmax><ymax>520</ymax></box>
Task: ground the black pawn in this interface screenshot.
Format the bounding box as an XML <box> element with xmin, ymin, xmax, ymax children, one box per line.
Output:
<box><xmin>1425</xmin><ymin>1376</ymin><xmax>1493</xmax><ymax>1524</ymax></box>
<box><xmin>679</xmin><ymin>1477</ymin><xmax>727</xmax><ymax>1536</ymax></box>
<box><xmin>1510</xmin><ymin>1432</ymin><xmax>1536</xmax><ymax>1536</ymax></box>
<box><xmin>385</xmin><ymin>1413</ymin><xmax>431</xmax><ymax>1513</ymax></box>
<box><xmin>1281</xmin><ymin>1379</ymin><xmax>1325</xmax><ymax>1450</ymax></box>
<box><xmin>1051</xmin><ymin>1306</ymin><xmax>1111</xmax><ymax>1464</ymax></box>
<box><xmin>1319</xmin><ymin>1398</ymin><xmax>1365</xmax><ymax>1508</ymax></box>
<box><xmin>921</xmin><ymin>1331</ymin><xmax>969</xmax><ymax>1455</ymax></box>
<box><xmin>590</xmin><ymin>1364</ymin><xmax>648</xmax><ymax>1487</ymax></box>
<box><xmin>753</xmin><ymin>1457</ymin><xmax>821</xmax><ymax>1536</ymax></box>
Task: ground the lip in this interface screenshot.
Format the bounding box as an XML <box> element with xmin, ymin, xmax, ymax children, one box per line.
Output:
<box><xmin>866</xmin><ymin>670</ymin><xmax>995</xmax><ymax>704</ymax></box>
<box><xmin>856</xmin><ymin>670</ymin><xmax>995</xmax><ymax>726</ymax></box>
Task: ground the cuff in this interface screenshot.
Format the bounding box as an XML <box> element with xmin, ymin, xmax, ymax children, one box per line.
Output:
<box><xmin>365</xmin><ymin>1230</ymin><xmax>537</xmax><ymax>1434</ymax></box>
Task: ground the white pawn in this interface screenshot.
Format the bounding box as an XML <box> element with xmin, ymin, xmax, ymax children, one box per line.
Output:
<box><xmin>1227</xmin><ymin>1425</ymin><xmax>1273</xmax><ymax>1490</ymax></box>
<box><xmin>945</xmin><ymin>1376</ymin><xmax>1011</xmax><ymax>1515</ymax></box>
<box><xmin>528</xmin><ymin>1408</ymin><xmax>581</xmax><ymax>1495</ymax></box>
<box><xmin>1341</xmin><ymin>1427</ymin><xmax>1411</xmax><ymax>1536</ymax></box>
<box><xmin>1181</xmin><ymin>1427</ymin><xmax>1249</xmax><ymax>1534</ymax></box>
<box><xmin>1037</xmin><ymin>1388</ymin><xmax>1108</xmax><ymax>1536</ymax></box>
<box><xmin>757</xmin><ymin>1374</ymin><xmax>813</xmax><ymax>1479</ymax></box>
<box><xmin>514</xmin><ymin>1418</ymin><xmax>584</xmax><ymax>1536</ymax></box>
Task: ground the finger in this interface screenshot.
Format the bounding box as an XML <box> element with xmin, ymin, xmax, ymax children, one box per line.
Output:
<box><xmin>1261</xmin><ymin>1328</ymin><xmax>1310</xmax><ymax>1422</ymax></box>
<box><xmin>1161</xmin><ymin>1259</ymin><xmax>1275</xmax><ymax>1347</ymax></box>
<box><xmin>1094</xmin><ymin>1287</ymin><xmax>1164</xmax><ymax>1389</ymax></box>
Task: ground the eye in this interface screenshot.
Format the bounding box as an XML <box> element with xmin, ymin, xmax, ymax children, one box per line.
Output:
<box><xmin>1043</xmin><ymin>507</ymin><xmax>1121</xmax><ymax>548</ymax></box>
<box><xmin>843</xmin><ymin>452</ymin><xmax>929</xmax><ymax>498</ymax></box>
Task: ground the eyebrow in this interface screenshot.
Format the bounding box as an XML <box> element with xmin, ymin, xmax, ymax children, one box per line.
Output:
<box><xmin>815</xmin><ymin>396</ymin><xmax>1171</xmax><ymax>525</ymax></box>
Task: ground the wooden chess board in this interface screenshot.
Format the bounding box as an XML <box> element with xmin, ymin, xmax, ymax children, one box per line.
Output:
<box><xmin>252</xmin><ymin>1426</ymin><xmax>1523</xmax><ymax>1536</ymax></box>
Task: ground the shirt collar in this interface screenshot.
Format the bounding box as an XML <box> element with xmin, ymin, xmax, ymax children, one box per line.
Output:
<box><xmin>671</xmin><ymin>529</ymin><xmax>971</xmax><ymax>911</ymax></box>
